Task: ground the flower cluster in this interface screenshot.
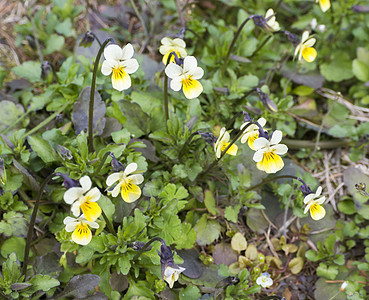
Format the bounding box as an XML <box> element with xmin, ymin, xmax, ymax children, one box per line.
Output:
<box><xmin>63</xmin><ymin>176</ymin><xmax>102</xmax><ymax>245</ymax></box>
<box><xmin>160</xmin><ymin>37</ymin><xmax>204</xmax><ymax>99</ymax></box>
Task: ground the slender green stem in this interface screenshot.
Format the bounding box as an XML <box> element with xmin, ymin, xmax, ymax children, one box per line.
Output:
<box><xmin>22</xmin><ymin>101</ymin><xmax>70</xmax><ymax>139</ymax></box>
<box><xmin>90</xmin><ymin>32</ymin><xmax>102</xmax><ymax>47</ymax></box>
<box><xmin>3</xmin><ymin>110</ymin><xmax>31</xmax><ymax>134</ymax></box>
<box><xmin>199</xmin><ymin>122</ymin><xmax>256</xmax><ymax>178</ymax></box>
<box><xmin>101</xmin><ymin>210</ymin><xmax>116</xmax><ymax>236</ymax></box>
<box><xmin>94</xmin><ymin>151</ymin><xmax>112</xmax><ymax>175</ymax></box>
<box><xmin>244</xmin><ymin>175</ymin><xmax>300</xmax><ymax>193</ymax></box>
<box><xmin>251</xmin><ymin>35</ymin><xmax>272</xmax><ymax>57</ymax></box>
<box><xmin>88</xmin><ymin>38</ymin><xmax>113</xmax><ymax>153</ymax></box>
<box><xmin>222</xmin><ymin>16</ymin><xmax>253</xmax><ymax>74</ymax></box>
<box><xmin>133</xmin><ymin>237</ymin><xmax>166</xmax><ymax>260</ymax></box>
<box><xmin>22</xmin><ymin>172</ymin><xmax>58</xmax><ymax>278</ymax></box>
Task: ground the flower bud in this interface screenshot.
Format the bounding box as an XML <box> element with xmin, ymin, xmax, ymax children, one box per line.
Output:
<box><xmin>109</xmin><ymin>153</ymin><xmax>125</xmax><ymax>172</ymax></box>
<box><xmin>256</xmin><ymin>88</ymin><xmax>278</xmax><ymax>112</ymax></box>
<box><xmin>198</xmin><ymin>131</ymin><xmax>217</xmax><ymax>147</ymax></box>
<box><xmin>79</xmin><ymin>31</ymin><xmax>95</xmax><ymax>48</ymax></box>
<box><xmin>41</xmin><ymin>61</ymin><xmax>53</xmax><ymax>83</ymax></box>
<box><xmin>56</xmin><ymin>173</ymin><xmax>79</xmax><ymax>190</ymax></box>
<box><xmin>56</xmin><ymin>145</ymin><xmax>73</xmax><ymax>160</ymax></box>
<box><xmin>284</xmin><ymin>30</ymin><xmax>300</xmax><ymax>47</ymax></box>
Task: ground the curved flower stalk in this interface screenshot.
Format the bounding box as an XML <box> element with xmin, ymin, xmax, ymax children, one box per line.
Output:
<box><xmin>106</xmin><ymin>162</ymin><xmax>144</xmax><ymax>203</ymax></box>
<box><xmin>63</xmin><ymin>176</ymin><xmax>102</xmax><ymax>222</ymax></box>
<box><xmin>214</xmin><ymin>127</ymin><xmax>238</xmax><ymax>158</ymax></box>
<box><xmin>256</xmin><ymin>272</ymin><xmax>273</xmax><ymax>288</ymax></box>
<box><xmin>294</xmin><ymin>31</ymin><xmax>317</xmax><ymax>62</ymax></box>
<box><xmin>316</xmin><ymin>0</ymin><xmax>331</xmax><ymax>12</ymax></box>
<box><xmin>165</xmin><ymin>56</ymin><xmax>204</xmax><ymax>99</ymax></box>
<box><xmin>159</xmin><ymin>37</ymin><xmax>187</xmax><ymax>64</ymax></box>
<box><xmin>101</xmin><ymin>43</ymin><xmax>139</xmax><ymax>91</ymax></box>
<box><xmin>64</xmin><ymin>215</ymin><xmax>99</xmax><ymax>245</ymax></box>
<box><xmin>264</xmin><ymin>9</ymin><xmax>280</xmax><ymax>32</ymax></box>
<box><xmin>304</xmin><ymin>186</ymin><xmax>326</xmax><ymax>220</ymax></box>
<box><xmin>240</xmin><ymin>117</ymin><xmax>266</xmax><ymax>150</ymax></box>
<box><xmin>253</xmin><ymin>130</ymin><xmax>288</xmax><ymax>174</ymax></box>
<box><xmin>158</xmin><ymin>244</ymin><xmax>185</xmax><ymax>288</ymax></box>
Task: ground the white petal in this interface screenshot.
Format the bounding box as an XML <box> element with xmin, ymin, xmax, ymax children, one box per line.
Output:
<box><xmin>122</xmin><ymin>59</ymin><xmax>139</xmax><ymax>74</ymax></box>
<box><xmin>301</xmin><ymin>31</ymin><xmax>310</xmax><ymax>43</ymax></box>
<box><xmin>304</xmin><ymin>204</ymin><xmax>311</xmax><ymax>214</ymax></box>
<box><xmin>183</xmin><ymin>56</ymin><xmax>197</xmax><ymax>73</ymax></box>
<box><xmin>304</xmin><ymin>38</ymin><xmax>316</xmax><ymax>48</ymax></box>
<box><xmin>65</xmin><ymin>220</ymin><xmax>78</xmax><ymax>232</ymax></box>
<box><xmin>188</xmin><ymin>67</ymin><xmax>204</xmax><ymax>80</ymax></box>
<box><xmin>257</xmin><ymin>117</ymin><xmax>266</xmax><ymax>127</ymax></box>
<box><xmin>165</xmin><ymin>63</ymin><xmax>183</xmax><ymax>79</ymax></box>
<box><xmin>121</xmin><ymin>43</ymin><xmax>134</xmax><ymax>60</ymax></box>
<box><xmin>315</xmin><ymin>186</ymin><xmax>322</xmax><ymax>197</ymax></box>
<box><xmin>80</xmin><ymin>176</ymin><xmax>92</xmax><ymax>192</ymax></box>
<box><xmin>265</xmin><ymin>8</ymin><xmax>274</xmax><ymax>19</ymax></box>
<box><xmin>304</xmin><ymin>194</ymin><xmax>315</xmax><ymax>204</ymax></box>
<box><xmin>63</xmin><ymin>216</ymin><xmax>77</xmax><ymax>225</ymax></box>
<box><xmin>71</xmin><ymin>202</ymin><xmax>81</xmax><ymax>217</ymax></box>
<box><xmin>85</xmin><ymin>187</ymin><xmax>101</xmax><ymax>202</ymax></box>
<box><xmin>104</xmin><ymin>44</ymin><xmax>123</xmax><ymax>61</ymax></box>
<box><xmin>63</xmin><ymin>187</ymin><xmax>84</xmax><ymax>204</ymax></box>
<box><xmin>253</xmin><ymin>137</ymin><xmax>269</xmax><ymax>150</ymax></box>
<box><xmin>159</xmin><ymin>44</ymin><xmax>172</xmax><ymax>55</ymax></box>
<box><xmin>128</xmin><ymin>174</ymin><xmax>144</xmax><ymax>185</ymax></box>
<box><xmin>161</xmin><ymin>37</ymin><xmax>173</xmax><ymax>46</ymax></box>
<box><xmin>172</xmin><ymin>38</ymin><xmax>186</xmax><ymax>48</ymax></box>
<box><xmin>315</xmin><ymin>196</ymin><xmax>326</xmax><ymax>205</ymax></box>
<box><xmin>101</xmin><ymin>59</ymin><xmax>116</xmax><ymax>76</ymax></box>
<box><xmin>270</xmin><ymin>130</ymin><xmax>283</xmax><ymax>145</ymax></box>
<box><xmin>106</xmin><ymin>172</ymin><xmax>122</xmax><ymax>187</ymax></box>
<box><xmin>170</xmin><ymin>77</ymin><xmax>183</xmax><ymax>91</ymax></box>
<box><xmin>111</xmin><ymin>183</ymin><xmax>121</xmax><ymax>197</ymax></box>
<box><xmin>112</xmin><ymin>72</ymin><xmax>131</xmax><ymax>91</ymax></box>
<box><xmin>272</xmin><ymin>144</ymin><xmax>288</xmax><ymax>155</ymax></box>
<box><xmin>85</xmin><ymin>220</ymin><xmax>99</xmax><ymax>229</ymax></box>
<box><xmin>253</xmin><ymin>149</ymin><xmax>266</xmax><ymax>162</ymax></box>
<box><xmin>124</xmin><ymin>163</ymin><xmax>138</xmax><ymax>176</ymax></box>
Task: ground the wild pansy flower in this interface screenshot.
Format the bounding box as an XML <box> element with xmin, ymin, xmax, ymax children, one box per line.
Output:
<box><xmin>101</xmin><ymin>43</ymin><xmax>139</xmax><ymax>91</ymax></box>
<box><xmin>240</xmin><ymin>118</ymin><xmax>267</xmax><ymax>150</ymax></box>
<box><xmin>264</xmin><ymin>9</ymin><xmax>280</xmax><ymax>32</ymax></box>
<box><xmin>294</xmin><ymin>31</ymin><xmax>317</xmax><ymax>63</ymax></box>
<box><xmin>159</xmin><ymin>37</ymin><xmax>187</xmax><ymax>65</ymax></box>
<box><xmin>253</xmin><ymin>130</ymin><xmax>288</xmax><ymax>174</ymax></box>
<box><xmin>316</xmin><ymin>0</ymin><xmax>331</xmax><ymax>12</ymax></box>
<box><xmin>106</xmin><ymin>163</ymin><xmax>144</xmax><ymax>203</ymax></box>
<box><xmin>256</xmin><ymin>272</ymin><xmax>273</xmax><ymax>288</ymax></box>
<box><xmin>63</xmin><ymin>215</ymin><xmax>99</xmax><ymax>245</ymax></box>
<box><xmin>165</xmin><ymin>56</ymin><xmax>204</xmax><ymax>99</ymax></box>
<box><xmin>63</xmin><ymin>176</ymin><xmax>102</xmax><ymax>222</ymax></box>
<box><xmin>158</xmin><ymin>244</ymin><xmax>185</xmax><ymax>288</ymax></box>
<box><xmin>304</xmin><ymin>186</ymin><xmax>326</xmax><ymax>220</ymax></box>
<box><xmin>214</xmin><ymin>127</ymin><xmax>238</xmax><ymax>159</ymax></box>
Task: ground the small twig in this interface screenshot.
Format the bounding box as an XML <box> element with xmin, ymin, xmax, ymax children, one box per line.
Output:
<box><xmin>264</xmin><ymin>226</ymin><xmax>279</xmax><ymax>258</ymax></box>
<box><xmin>261</xmin><ymin>209</ymin><xmax>278</xmax><ymax>230</ymax></box>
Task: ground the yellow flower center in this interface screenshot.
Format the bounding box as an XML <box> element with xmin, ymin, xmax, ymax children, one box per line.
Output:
<box><xmin>247</xmin><ymin>133</ymin><xmax>259</xmax><ymax>150</ymax></box>
<box><xmin>112</xmin><ymin>66</ymin><xmax>127</xmax><ymax>81</ymax></box>
<box><xmin>182</xmin><ymin>76</ymin><xmax>195</xmax><ymax>89</ymax></box>
<box><xmin>220</xmin><ymin>141</ymin><xmax>230</xmax><ymax>152</ymax></box>
<box><xmin>80</xmin><ymin>198</ymin><xmax>102</xmax><ymax>222</ymax></box>
<box><xmin>75</xmin><ymin>223</ymin><xmax>89</xmax><ymax>237</ymax></box>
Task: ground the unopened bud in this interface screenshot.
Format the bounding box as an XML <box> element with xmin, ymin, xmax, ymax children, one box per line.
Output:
<box><xmin>41</xmin><ymin>61</ymin><xmax>53</xmax><ymax>83</ymax></box>
<box><xmin>56</xmin><ymin>145</ymin><xmax>73</xmax><ymax>160</ymax></box>
<box><xmin>352</xmin><ymin>5</ymin><xmax>369</xmax><ymax>13</ymax></box>
<box><xmin>284</xmin><ymin>30</ymin><xmax>300</xmax><ymax>47</ymax></box>
<box><xmin>79</xmin><ymin>31</ymin><xmax>95</xmax><ymax>48</ymax></box>
<box><xmin>109</xmin><ymin>153</ymin><xmax>125</xmax><ymax>172</ymax></box>
<box><xmin>198</xmin><ymin>131</ymin><xmax>217</xmax><ymax>147</ymax></box>
<box><xmin>56</xmin><ymin>173</ymin><xmax>79</xmax><ymax>190</ymax></box>
<box><xmin>256</xmin><ymin>88</ymin><xmax>278</xmax><ymax>112</ymax></box>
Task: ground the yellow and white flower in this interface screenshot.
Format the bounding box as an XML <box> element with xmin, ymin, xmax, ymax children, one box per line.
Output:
<box><xmin>63</xmin><ymin>176</ymin><xmax>102</xmax><ymax>222</ymax></box>
<box><xmin>214</xmin><ymin>127</ymin><xmax>238</xmax><ymax>158</ymax></box>
<box><xmin>240</xmin><ymin>118</ymin><xmax>267</xmax><ymax>150</ymax></box>
<box><xmin>163</xmin><ymin>265</ymin><xmax>186</xmax><ymax>288</ymax></box>
<box><xmin>101</xmin><ymin>43</ymin><xmax>139</xmax><ymax>91</ymax></box>
<box><xmin>253</xmin><ymin>130</ymin><xmax>288</xmax><ymax>174</ymax></box>
<box><xmin>106</xmin><ymin>163</ymin><xmax>144</xmax><ymax>203</ymax></box>
<box><xmin>159</xmin><ymin>37</ymin><xmax>187</xmax><ymax>65</ymax></box>
<box><xmin>165</xmin><ymin>56</ymin><xmax>204</xmax><ymax>99</ymax></box>
<box><xmin>63</xmin><ymin>215</ymin><xmax>99</xmax><ymax>245</ymax></box>
<box><xmin>316</xmin><ymin>0</ymin><xmax>331</xmax><ymax>12</ymax></box>
<box><xmin>265</xmin><ymin>9</ymin><xmax>280</xmax><ymax>32</ymax></box>
<box><xmin>294</xmin><ymin>31</ymin><xmax>317</xmax><ymax>63</ymax></box>
<box><xmin>256</xmin><ymin>272</ymin><xmax>273</xmax><ymax>288</ymax></box>
<box><xmin>304</xmin><ymin>186</ymin><xmax>326</xmax><ymax>220</ymax></box>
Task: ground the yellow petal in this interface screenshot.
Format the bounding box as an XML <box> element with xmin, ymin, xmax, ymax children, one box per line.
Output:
<box><xmin>121</xmin><ymin>181</ymin><xmax>142</xmax><ymax>203</ymax></box>
<box><xmin>162</xmin><ymin>50</ymin><xmax>180</xmax><ymax>65</ymax></box>
<box><xmin>310</xmin><ymin>203</ymin><xmax>326</xmax><ymax>220</ymax></box>
<box><xmin>226</xmin><ymin>144</ymin><xmax>238</xmax><ymax>156</ymax></box>
<box><xmin>81</xmin><ymin>201</ymin><xmax>102</xmax><ymax>222</ymax></box>
<box><xmin>319</xmin><ymin>0</ymin><xmax>330</xmax><ymax>12</ymax></box>
<box><xmin>182</xmin><ymin>77</ymin><xmax>203</xmax><ymax>99</ymax></box>
<box><xmin>259</xmin><ymin>151</ymin><xmax>284</xmax><ymax>174</ymax></box>
<box><xmin>112</xmin><ymin>66</ymin><xmax>131</xmax><ymax>91</ymax></box>
<box><xmin>302</xmin><ymin>47</ymin><xmax>317</xmax><ymax>62</ymax></box>
<box><xmin>72</xmin><ymin>223</ymin><xmax>92</xmax><ymax>245</ymax></box>
<box><xmin>247</xmin><ymin>133</ymin><xmax>259</xmax><ymax>150</ymax></box>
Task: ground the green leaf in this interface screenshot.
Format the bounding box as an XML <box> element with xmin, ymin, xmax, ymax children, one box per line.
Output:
<box><xmin>204</xmin><ymin>190</ymin><xmax>219</xmax><ymax>215</ymax></box>
<box><xmin>28</xmin><ymin>274</ymin><xmax>59</xmax><ymax>292</ymax></box>
<box><xmin>12</xmin><ymin>61</ymin><xmax>41</xmax><ymax>83</ymax></box>
<box><xmin>118</xmin><ymin>100</ymin><xmax>150</xmax><ymax>137</ymax></box>
<box><xmin>338</xmin><ymin>199</ymin><xmax>357</xmax><ymax>215</ymax></box>
<box><xmin>44</xmin><ymin>34</ymin><xmax>65</xmax><ymax>55</ymax></box>
<box><xmin>0</xmin><ymin>212</ymin><xmax>27</xmax><ymax>237</ymax></box>
<box><xmin>123</xmin><ymin>279</ymin><xmax>155</xmax><ymax>300</ymax></box>
<box><xmin>288</xmin><ymin>257</ymin><xmax>304</xmax><ymax>274</ymax></box>
<box><xmin>118</xmin><ymin>255</ymin><xmax>131</xmax><ymax>275</ymax></box>
<box><xmin>179</xmin><ymin>285</ymin><xmax>201</xmax><ymax>300</ymax></box>
<box><xmin>175</xmin><ymin>223</ymin><xmax>197</xmax><ymax>249</ymax></box>
<box><xmin>97</xmin><ymin>195</ymin><xmax>115</xmax><ymax>221</ymax></box>
<box><xmin>28</xmin><ymin>135</ymin><xmax>57</xmax><ymax>163</ymax></box>
<box><xmin>194</xmin><ymin>214</ymin><xmax>221</xmax><ymax>246</ymax></box>
<box><xmin>320</xmin><ymin>58</ymin><xmax>353</xmax><ymax>82</ymax></box>
<box><xmin>316</xmin><ymin>263</ymin><xmax>338</xmax><ymax>280</ymax></box>
<box><xmin>352</xmin><ymin>59</ymin><xmax>369</xmax><ymax>82</ymax></box>
<box><xmin>55</xmin><ymin>18</ymin><xmax>72</xmax><ymax>36</ymax></box>
<box><xmin>224</xmin><ymin>204</ymin><xmax>241</xmax><ymax>223</ymax></box>
<box><xmin>0</xmin><ymin>237</ymin><xmax>26</xmax><ymax>261</ymax></box>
